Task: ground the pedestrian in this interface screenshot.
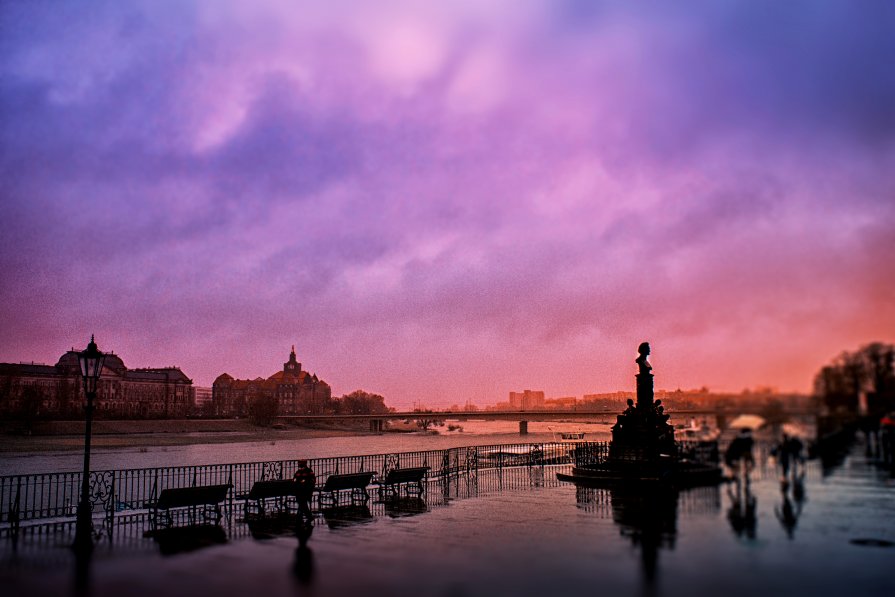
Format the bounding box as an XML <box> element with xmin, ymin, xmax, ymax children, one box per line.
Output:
<box><xmin>293</xmin><ymin>459</ymin><xmax>316</xmax><ymax>523</ymax></box>
<box><xmin>776</xmin><ymin>434</ymin><xmax>793</xmax><ymax>480</ymax></box>
<box><xmin>786</xmin><ymin>434</ymin><xmax>804</xmax><ymax>479</ymax></box>
<box><xmin>725</xmin><ymin>428</ymin><xmax>755</xmax><ymax>479</ymax></box>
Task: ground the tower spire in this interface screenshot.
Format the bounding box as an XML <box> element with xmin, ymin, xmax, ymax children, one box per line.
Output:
<box><xmin>285</xmin><ymin>344</ymin><xmax>301</xmax><ymax>374</ymax></box>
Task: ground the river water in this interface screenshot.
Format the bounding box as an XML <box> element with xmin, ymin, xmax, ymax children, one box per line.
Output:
<box><xmin>0</xmin><ymin>421</ymin><xmax>614</xmax><ymax>476</ymax></box>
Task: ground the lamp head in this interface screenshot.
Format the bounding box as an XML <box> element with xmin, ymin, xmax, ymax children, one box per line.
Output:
<box><xmin>78</xmin><ymin>335</ymin><xmax>105</xmax><ymax>396</ymax></box>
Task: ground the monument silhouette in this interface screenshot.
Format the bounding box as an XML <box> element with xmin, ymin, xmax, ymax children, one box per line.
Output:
<box><xmin>560</xmin><ymin>343</ymin><xmax>722</xmax><ymax>485</ymax></box>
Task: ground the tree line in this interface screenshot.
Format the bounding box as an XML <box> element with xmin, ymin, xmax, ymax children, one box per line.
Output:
<box><xmin>814</xmin><ymin>342</ymin><xmax>895</xmax><ymax>417</ymax></box>
<box><xmin>248</xmin><ymin>389</ymin><xmax>390</xmax><ymax>425</ymax></box>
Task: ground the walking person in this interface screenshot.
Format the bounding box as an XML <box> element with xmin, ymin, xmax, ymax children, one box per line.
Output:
<box><xmin>786</xmin><ymin>434</ymin><xmax>804</xmax><ymax>481</ymax></box>
<box><xmin>775</xmin><ymin>434</ymin><xmax>793</xmax><ymax>482</ymax></box>
<box><xmin>293</xmin><ymin>459</ymin><xmax>316</xmax><ymax>523</ymax></box>
<box><xmin>776</xmin><ymin>433</ymin><xmax>805</xmax><ymax>483</ymax></box>
<box><xmin>725</xmin><ymin>428</ymin><xmax>755</xmax><ymax>481</ymax></box>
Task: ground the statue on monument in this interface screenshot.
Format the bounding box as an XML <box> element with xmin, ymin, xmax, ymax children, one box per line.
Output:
<box><xmin>636</xmin><ymin>342</ymin><xmax>652</xmax><ymax>376</ymax></box>
<box><xmin>559</xmin><ymin>340</ymin><xmax>722</xmax><ymax>486</ymax></box>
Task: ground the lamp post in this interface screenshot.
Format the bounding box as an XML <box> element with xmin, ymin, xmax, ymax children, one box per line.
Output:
<box><xmin>74</xmin><ymin>335</ymin><xmax>105</xmax><ymax>552</ymax></box>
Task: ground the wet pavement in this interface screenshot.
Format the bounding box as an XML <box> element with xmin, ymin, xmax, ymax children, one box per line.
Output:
<box><xmin>2</xmin><ymin>444</ymin><xmax>894</xmax><ymax>597</ymax></box>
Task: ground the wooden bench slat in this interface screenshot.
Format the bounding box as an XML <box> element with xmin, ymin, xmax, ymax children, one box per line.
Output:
<box><xmin>321</xmin><ymin>472</ymin><xmax>374</xmax><ymax>491</ymax></box>
<box><xmin>375</xmin><ymin>467</ymin><xmax>429</xmax><ymax>500</ymax></box>
<box><xmin>247</xmin><ymin>480</ymin><xmax>299</xmax><ymax>500</ymax></box>
<box><xmin>382</xmin><ymin>467</ymin><xmax>429</xmax><ymax>484</ymax></box>
<box><xmin>156</xmin><ymin>484</ymin><xmax>231</xmax><ymax>510</ymax></box>
<box><xmin>150</xmin><ymin>483</ymin><xmax>231</xmax><ymax>531</ymax></box>
<box><xmin>317</xmin><ymin>472</ymin><xmax>374</xmax><ymax>508</ymax></box>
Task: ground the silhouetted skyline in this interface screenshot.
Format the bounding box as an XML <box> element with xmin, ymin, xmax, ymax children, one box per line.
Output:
<box><xmin>1</xmin><ymin>2</ymin><xmax>893</xmax><ymax>407</ymax></box>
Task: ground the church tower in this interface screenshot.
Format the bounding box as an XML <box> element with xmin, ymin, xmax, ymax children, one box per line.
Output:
<box><xmin>284</xmin><ymin>345</ymin><xmax>302</xmax><ymax>376</ymax></box>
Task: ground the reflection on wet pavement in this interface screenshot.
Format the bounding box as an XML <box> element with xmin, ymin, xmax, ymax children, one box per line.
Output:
<box><xmin>2</xmin><ymin>443</ymin><xmax>894</xmax><ymax>597</ymax></box>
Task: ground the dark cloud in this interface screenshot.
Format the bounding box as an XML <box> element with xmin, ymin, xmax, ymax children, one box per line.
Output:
<box><xmin>1</xmin><ymin>1</ymin><xmax>893</xmax><ymax>399</ymax></box>
<box><xmin>204</xmin><ymin>74</ymin><xmax>365</xmax><ymax>202</ymax></box>
<box><xmin>549</xmin><ymin>2</ymin><xmax>895</xmax><ymax>159</ymax></box>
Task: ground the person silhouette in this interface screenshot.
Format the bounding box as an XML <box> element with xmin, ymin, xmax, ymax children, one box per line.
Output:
<box><xmin>726</xmin><ymin>483</ymin><xmax>746</xmax><ymax>538</ymax></box>
<box><xmin>775</xmin><ymin>434</ymin><xmax>792</xmax><ymax>480</ymax></box>
<box><xmin>787</xmin><ymin>434</ymin><xmax>804</xmax><ymax>480</ymax></box>
<box><xmin>775</xmin><ymin>485</ymin><xmax>802</xmax><ymax>539</ymax></box>
<box><xmin>293</xmin><ymin>521</ymin><xmax>314</xmax><ymax>585</ymax></box>
<box><xmin>727</xmin><ymin>477</ymin><xmax>757</xmax><ymax>540</ymax></box>
<box><xmin>791</xmin><ymin>470</ymin><xmax>806</xmax><ymax>506</ymax></box>
<box><xmin>293</xmin><ymin>459</ymin><xmax>316</xmax><ymax>523</ymax></box>
<box><xmin>725</xmin><ymin>429</ymin><xmax>755</xmax><ymax>479</ymax></box>
<box><xmin>744</xmin><ymin>486</ymin><xmax>757</xmax><ymax>540</ymax></box>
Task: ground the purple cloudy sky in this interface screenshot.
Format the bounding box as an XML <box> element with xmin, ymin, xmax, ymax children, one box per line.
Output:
<box><xmin>1</xmin><ymin>1</ymin><xmax>894</xmax><ymax>407</ymax></box>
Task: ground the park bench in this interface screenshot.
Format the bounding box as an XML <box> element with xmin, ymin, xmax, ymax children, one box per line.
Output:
<box><xmin>150</xmin><ymin>484</ymin><xmax>231</xmax><ymax>531</ymax></box>
<box><xmin>374</xmin><ymin>466</ymin><xmax>429</xmax><ymax>500</ymax></box>
<box><xmin>243</xmin><ymin>479</ymin><xmax>302</xmax><ymax>517</ymax></box>
<box><xmin>316</xmin><ymin>472</ymin><xmax>374</xmax><ymax>508</ymax></box>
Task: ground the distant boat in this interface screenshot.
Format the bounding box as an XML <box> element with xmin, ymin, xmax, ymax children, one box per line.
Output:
<box><xmin>552</xmin><ymin>429</ymin><xmax>588</xmax><ymax>460</ymax></box>
<box><xmin>555</xmin><ymin>431</ymin><xmax>587</xmax><ymax>442</ymax></box>
<box><xmin>548</xmin><ymin>426</ymin><xmax>586</xmax><ymax>443</ymax></box>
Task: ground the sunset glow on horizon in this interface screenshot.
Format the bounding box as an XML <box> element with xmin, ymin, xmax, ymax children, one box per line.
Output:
<box><xmin>1</xmin><ymin>1</ymin><xmax>894</xmax><ymax>407</ymax></box>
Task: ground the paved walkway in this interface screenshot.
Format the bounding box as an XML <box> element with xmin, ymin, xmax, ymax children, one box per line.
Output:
<box><xmin>3</xmin><ymin>447</ymin><xmax>894</xmax><ymax>597</ymax></box>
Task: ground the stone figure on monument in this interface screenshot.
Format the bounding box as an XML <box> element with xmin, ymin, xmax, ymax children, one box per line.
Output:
<box><xmin>636</xmin><ymin>342</ymin><xmax>652</xmax><ymax>375</ymax></box>
<box><xmin>635</xmin><ymin>342</ymin><xmax>654</xmax><ymax>409</ymax></box>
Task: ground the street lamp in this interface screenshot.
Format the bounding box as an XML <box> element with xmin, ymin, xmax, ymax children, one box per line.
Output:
<box><xmin>74</xmin><ymin>335</ymin><xmax>105</xmax><ymax>551</ymax></box>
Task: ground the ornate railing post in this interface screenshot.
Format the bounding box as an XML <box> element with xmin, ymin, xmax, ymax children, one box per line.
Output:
<box><xmin>107</xmin><ymin>470</ymin><xmax>116</xmax><ymax>545</ymax></box>
<box><xmin>227</xmin><ymin>470</ymin><xmax>234</xmax><ymax>526</ymax></box>
<box><xmin>10</xmin><ymin>479</ymin><xmax>21</xmax><ymax>549</ymax></box>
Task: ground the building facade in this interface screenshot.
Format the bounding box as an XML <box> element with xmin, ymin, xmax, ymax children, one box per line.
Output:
<box><xmin>212</xmin><ymin>346</ymin><xmax>331</xmax><ymax>417</ymax></box>
<box><xmin>0</xmin><ymin>348</ymin><xmax>195</xmax><ymax>419</ymax></box>
<box><xmin>508</xmin><ymin>390</ymin><xmax>545</xmax><ymax>410</ymax></box>
<box><xmin>193</xmin><ymin>386</ymin><xmax>213</xmax><ymax>414</ymax></box>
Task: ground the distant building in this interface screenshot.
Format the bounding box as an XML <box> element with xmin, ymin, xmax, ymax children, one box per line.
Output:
<box><xmin>212</xmin><ymin>346</ymin><xmax>331</xmax><ymax>417</ymax></box>
<box><xmin>508</xmin><ymin>390</ymin><xmax>545</xmax><ymax>410</ymax></box>
<box><xmin>0</xmin><ymin>347</ymin><xmax>195</xmax><ymax>419</ymax></box>
<box><xmin>545</xmin><ymin>396</ymin><xmax>577</xmax><ymax>409</ymax></box>
<box><xmin>194</xmin><ymin>386</ymin><xmax>213</xmax><ymax>413</ymax></box>
<box><xmin>583</xmin><ymin>392</ymin><xmax>631</xmax><ymax>410</ymax></box>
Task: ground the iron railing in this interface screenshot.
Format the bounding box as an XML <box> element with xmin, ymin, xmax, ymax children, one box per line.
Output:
<box><xmin>1</xmin><ymin>461</ymin><xmax>571</xmax><ymax>554</ymax></box>
<box><xmin>0</xmin><ymin>441</ymin><xmax>596</xmax><ymax>534</ymax></box>
<box><xmin>572</xmin><ymin>440</ymin><xmax>721</xmax><ymax>468</ymax></box>
<box><xmin>2</xmin><ymin>439</ymin><xmax>734</xmax><ymax>533</ymax></box>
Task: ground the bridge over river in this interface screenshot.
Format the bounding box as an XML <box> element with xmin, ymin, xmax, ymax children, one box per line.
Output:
<box><xmin>277</xmin><ymin>409</ymin><xmax>817</xmax><ymax>434</ymax></box>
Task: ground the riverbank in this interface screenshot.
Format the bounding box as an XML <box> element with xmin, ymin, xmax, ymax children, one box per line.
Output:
<box><xmin>0</xmin><ymin>419</ymin><xmax>372</xmax><ymax>453</ymax></box>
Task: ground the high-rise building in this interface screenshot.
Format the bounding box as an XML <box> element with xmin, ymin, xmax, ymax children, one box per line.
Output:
<box><xmin>508</xmin><ymin>390</ymin><xmax>545</xmax><ymax>410</ymax></box>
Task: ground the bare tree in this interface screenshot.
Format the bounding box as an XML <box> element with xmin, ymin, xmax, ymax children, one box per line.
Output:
<box><xmin>248</xmin><ymin>395</ymin><xmax>279</xmax><ymax>426</ymax></box>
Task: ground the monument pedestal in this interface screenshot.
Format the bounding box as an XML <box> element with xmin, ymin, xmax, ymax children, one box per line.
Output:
<box><xmin>636</xmin><ymin>373</ymin><xmax>654</xmax><ymax>409</ymax></box>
